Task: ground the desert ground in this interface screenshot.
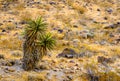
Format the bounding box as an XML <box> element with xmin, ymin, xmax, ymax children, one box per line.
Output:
<box><xmin>0</xmin><ymin>0</ymin><xmax>120</xmax><ymax>81</ymax></box>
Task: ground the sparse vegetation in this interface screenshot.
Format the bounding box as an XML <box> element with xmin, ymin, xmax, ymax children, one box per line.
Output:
<box><xmin>37</xmin><ymin>33</ymin><xmax>56</xmax><ymax>59</ymax></box>
<box><xmin>0</xmin><ymin>0</ymin><xmax>120</xmax><ymax>80</ymax></box>
<box><xmin>22</xmin><ymin>17</ymin><xmax>56</xmax><ymax>71</ymax></box>
<box><xmin>22</xmin><ymin>17</ymin><xmax>47</xmax><ymax>71</ymax></box>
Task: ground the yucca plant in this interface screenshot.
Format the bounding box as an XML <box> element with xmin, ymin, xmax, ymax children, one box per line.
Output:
<box><xmin>22</xmin><ymin>17</ymin><xmax>47</xmax><ymax>71</ymax></box>
<box><xmin>37</xmin><ymin>33</ymin><xmax>56</xmax><ymax>59</ymax></box>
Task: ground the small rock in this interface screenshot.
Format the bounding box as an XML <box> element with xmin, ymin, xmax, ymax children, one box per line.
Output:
<box><xmin>57</xmin><ymin>48</ymin><xmax>78</xmax><ymax>58</ymax></box>
<box><xmin>104</xmin><ymin>17</ymin><xmax>108</xmax><ymax>20</ymax></box>
<box><xmin>72</xmin><ymin>39</ymin><xmax>80</xmax><ymax>43</ymax></box>
<box><xmin>69</xmin><ymin>60</ymin><xmax>75</xmax><ymax>63</ymax></box>
<box><xmin>49</xmin><ymin>1</ymin><xmax>56</xmax><ymax>5</ymax></box>
<box><xmin>73</xmin><ymin>24</ymin><xmax>78</xmax><ymax>28</ymax></box>
<box><xmin>106</xmin><ymin>8</ymin><xmax>113</xmax><ymax>14</ymax></box>
<box><xmin>97</xmin><ymin>9</ymin><xmax>100</xmax><ymax>11</ymax></box>
<box><xmin>117</xmin><ymin>22</ymin><xmax>120</xmax><ymax>25</ymax></box>
<box><xmin>65</xmin><ymin>54</ymin><xmax>74</xmax><ymax>58</ymax></box>
<box><xmin>58</xmin><ymin>29</ymin><xmax>63</xmax><ymax>33</ymax></box>
<box><xmin>67</xmin><ymin>75</ymin><xmax>73</xmax><ymax>80</ymax></box>
<box><xmin>2</xmin><ymin>29</ymin><xmax>6</xmax><ymax>32</ymax></box>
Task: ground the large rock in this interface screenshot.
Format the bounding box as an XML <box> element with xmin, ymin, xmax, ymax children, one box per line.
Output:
<box><xmin>57</xmin><ymin>48</ymin><xmax>78</xmax><ymax>58</ymax></box>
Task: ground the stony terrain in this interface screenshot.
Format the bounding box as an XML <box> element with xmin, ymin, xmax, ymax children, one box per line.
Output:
<box><xmin>0</xmin><ymin>0</ymin><xmax>120</xmax><ymax>81</ymax></box>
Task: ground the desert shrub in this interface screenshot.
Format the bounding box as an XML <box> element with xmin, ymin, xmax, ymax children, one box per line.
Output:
<box><xmin>22</xmin><ymin>17</ymin><xmax>56</xmax><ymax>71</ymax></box>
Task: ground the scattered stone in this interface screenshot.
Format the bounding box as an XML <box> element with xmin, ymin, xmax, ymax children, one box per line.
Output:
<box><xmin>57</xmin><ymin>48</ymin><xmax>78</xmax><ymax>58</ymax></box>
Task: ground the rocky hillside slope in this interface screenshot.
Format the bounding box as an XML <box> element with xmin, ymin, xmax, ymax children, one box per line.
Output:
<box><xmin>0</xmin><ymin>0</ymin><xmax>120</xmax><ymax>81</ymax></box>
